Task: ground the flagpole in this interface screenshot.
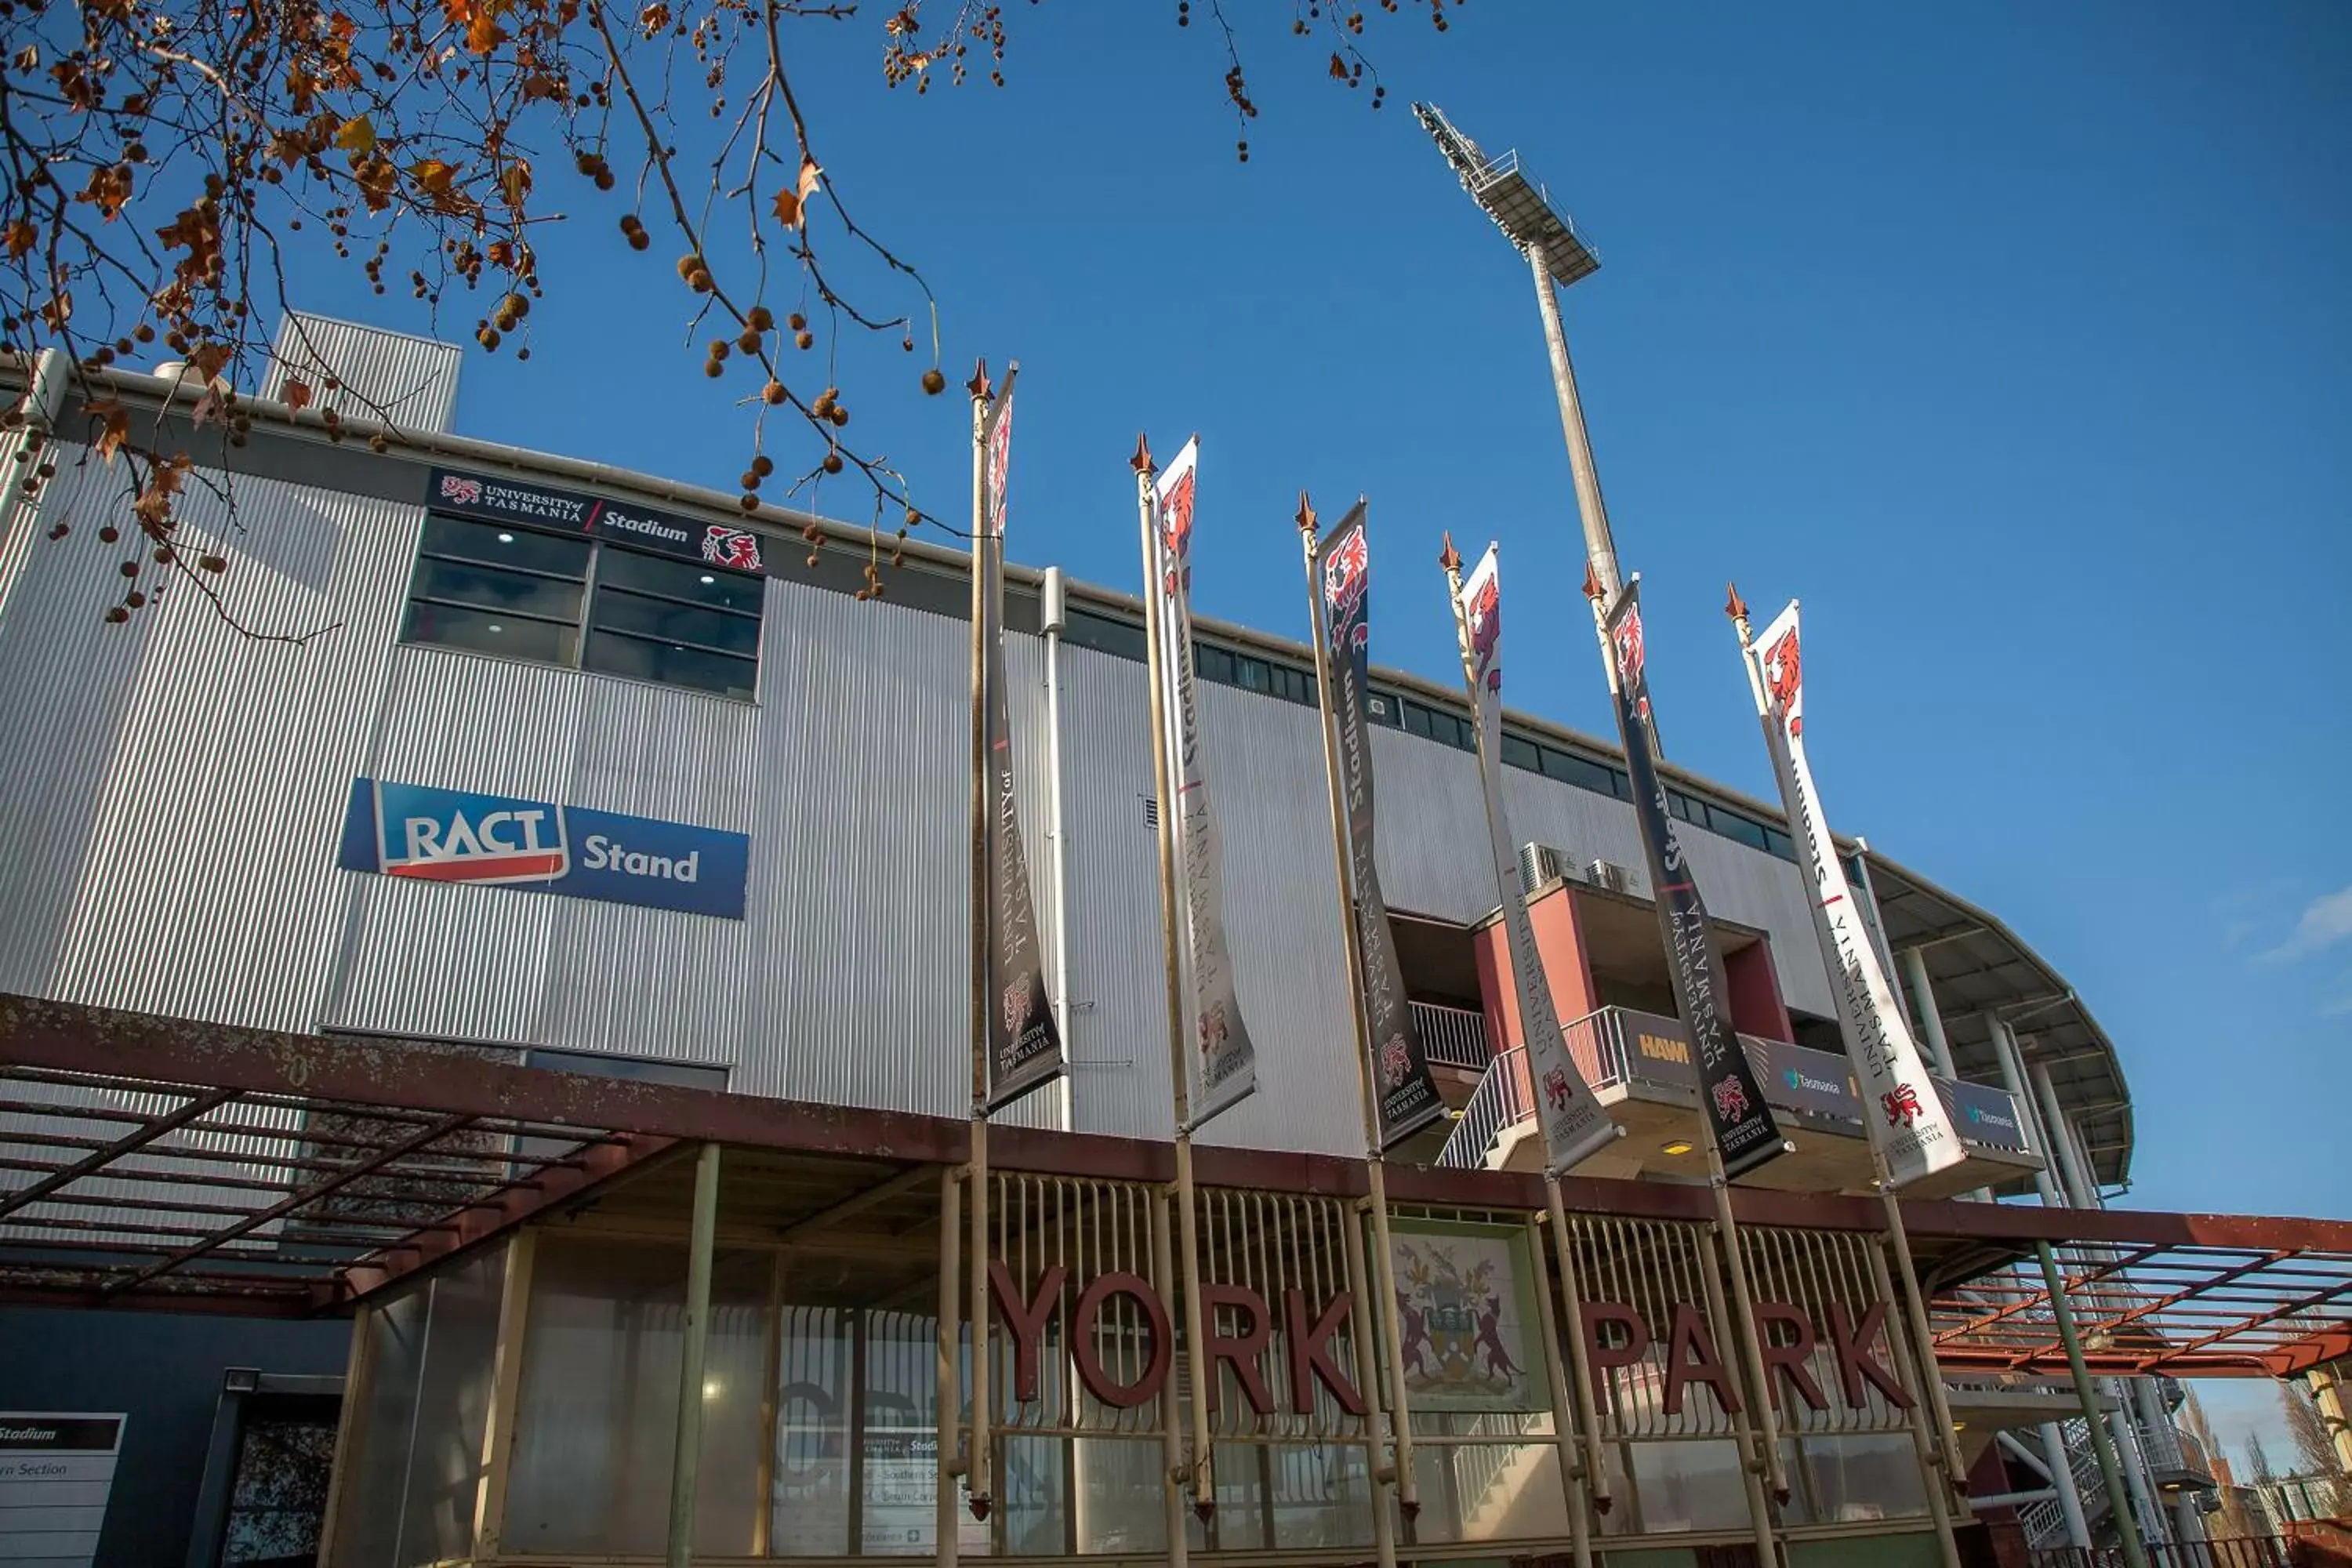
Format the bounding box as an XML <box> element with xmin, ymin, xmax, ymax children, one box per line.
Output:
<box><xmin>1584</xmin><ymin>572</ymin><xmax>1789</xmax><ymax>1562</ymax></box>
<box><xmin>1726</xmin><ymin>587</ymin><xmax>1969</xmax><ymax>1539</ymax></box>
<box><xmin>1135</xmin><ymin>437</ymin><xmax>1215</xmax><ymax>1530</ymax></box>
<box><xmin>1298</xmin><ymin>495</ymin><xmax>1413</xmax><ymax>1563</ymax></box>
<box><xmin>964</xmin><ymin>360</ymin><xmax>994</xmax><ymax>1526</ymax></box>
<box><xmin>1439</xmin><ymin>535</ymin><xmax>1599</xmax><ymax>1568</ymax></box>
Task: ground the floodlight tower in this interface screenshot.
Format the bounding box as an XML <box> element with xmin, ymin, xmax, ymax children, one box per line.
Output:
<box><xmin>1413</xmin><ymin>103</ymin><xmax>1622</xmax><ymax>598</ymax></box>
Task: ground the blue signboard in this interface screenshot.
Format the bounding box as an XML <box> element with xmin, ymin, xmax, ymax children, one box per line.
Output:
<box><xmin>338</xmin><ymin>779</ymin><xmax>750</xmax><ymax>920</ymax></box>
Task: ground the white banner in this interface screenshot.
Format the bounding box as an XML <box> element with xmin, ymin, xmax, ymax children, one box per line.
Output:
<box><xmin>1456</xmin><ymin>545</ymin><xmax>1617</xmax><ymax>1174</ymax></box>
<box><xmin>1748</xmin><ymin>601</ymin><xmax>1962</xmax><ymax>1187</ymax></box>
<box><xmin>1149</xmin><ymin>438</ymin><xmax>1257</xmax><ymax>1127</ymax></box>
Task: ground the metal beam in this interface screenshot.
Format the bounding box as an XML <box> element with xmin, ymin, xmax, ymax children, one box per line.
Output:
<box><xmin>101</xmin><ymin>1113</ymin><xmax>471</xmax><ymax>1297</ymax></box>
<box><xmin>0</xmin><ymin>1087</ymin><xmax>235</xmax><ymax>1221</ymax></box>
<box><xmin>774</xmin><ymin>1164</ymin><xmax>933</xmax><ymax>1245</ymax></box>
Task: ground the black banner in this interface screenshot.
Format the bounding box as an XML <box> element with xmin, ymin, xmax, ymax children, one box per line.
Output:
<box><xmin>977</xmin><ymin>369</ymin><xmax>1063</xmax><ymax>1111</ymax></box>
<box><xmin>426</xmin><ymin>466</ymin><xmax>768</xmax><ymax>575</ymax></box>
<box><xmin>1318</xmin><ymin>503</ymin><xmax>1445</xmax><ymax>1149</ymax></box>
<box><xmin>1601</xmin><ymin>582</ymin><xmax>1788</xmax><ymax>1179</ymax></box>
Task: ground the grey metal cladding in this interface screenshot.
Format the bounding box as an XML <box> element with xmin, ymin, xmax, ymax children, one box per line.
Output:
<box><xmin>261</xmin><ymin>310</ymin><xmax>463</xmax><ymax>435</ymax></box>
<box><xmin>0</xmin><ymin>436</ymin><xmax>1831</xmax><ymax>1152</ymax></box>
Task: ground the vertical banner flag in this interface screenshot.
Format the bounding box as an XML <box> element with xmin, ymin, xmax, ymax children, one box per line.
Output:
<box><xmin>1599</xmin><ymin>582</ymin><xmax>1788</xmax><ymax>1180</ymax></box>
<box><xmin>1149</xmin><ymin>438</ymin><xmax>1258</xmax><ymax>1126</ymax></box>
<box><xmin>1456</xmin><ymin>546</ymin><xmax>1619</xmax><ymax>1174</ymax></box>
<box><xmin>1319</xmin><ymin>504</ymin><xmax>1446</xmax><ymax>1148</ymax></box>
<box><xmin>978</xmin><ymin>368</ymin><xmax>1064</xmax><ymax>1110</ymax></box>
<box><xmin>1748</xmin><ymin>601</ymin><xmax>1962</xmax><ymax>1186</ymax></box>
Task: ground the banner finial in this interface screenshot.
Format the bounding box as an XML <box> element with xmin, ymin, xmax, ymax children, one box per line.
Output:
<box><xmin>1438</xmin><ymin>532</ymin><xmax>1461</xmax><ymax>573</ymax></box>
<box><xmin>1581</xmin><ymin>561</ymin><xmax>1605</xmax><ymax>602</ymax></box>
<box><xmin>965</xmin><ymin>358</ymin><xmax>991</xmax><ymax>402</ymax></box>
<box><xmin>1725</xmin><ymin>582</ymin><xmax>1748</xmax><ymax>622</ymax></box>
<box><xmin>1295</xmin><ymin>491</ymin><xmax>1316</xmax><ymax>537</ymax></box>
<box><xmin>1131</xmin><ymin>433</ymin><xmax>1153</xmax><ymax>476</ymax></box>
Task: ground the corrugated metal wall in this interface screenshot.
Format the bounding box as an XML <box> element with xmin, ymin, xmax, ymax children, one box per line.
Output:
<box><xmin>0</xmin><ymin>437</ymin><xmax>1831</xmax><ymax>1161</ymax></box>
<box><xmin>260</xmin><ymin>311</ymin><xmax>463</xmax><ymax>435</ymax></box>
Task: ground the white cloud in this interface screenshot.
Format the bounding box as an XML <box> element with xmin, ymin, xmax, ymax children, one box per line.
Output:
<box><xmin>2264</xmin><ymin>884</ymin><xmax>2352</xmax><ymax>962</ymax></box>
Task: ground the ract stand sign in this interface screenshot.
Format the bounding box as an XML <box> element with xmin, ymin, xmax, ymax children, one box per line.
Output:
<box><xmin>338</xmin><ymin>778</ymin><xmax>751</xmax><ymax>920</ymax></box>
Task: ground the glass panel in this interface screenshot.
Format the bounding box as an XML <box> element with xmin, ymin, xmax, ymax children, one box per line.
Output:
<box><xmin>1667</xmin><ymin>792</ymin><xmax>1700</xmax><ymax>824</ymax></box>
<box><xmin>591</xmin><ymin>585</ymin><xmax>762</xmax><ymax>657</ymax></box>
<box><xmin>325</xmin><ymin>1287</ymin><xmax>427</xmax><ymax>1568</ymax></box>
<box><xmin>1267</xmin><ymin>1442</ymin><xmax>1374</xmax><ymax>1552</ymax></box>
<box><xmin>1407</xmin><ymin>1430</ymin><xmax>1569</xmax><ymax>1544</ymax></box>
<box><xmin>398</xmin><ymin>1243</ymin><xmax>507</xmax><ymax>1564</ymax></box>
<box><xmin>503</xmin><ymin>1239</ymin><xmax>770</xmax><ymax>1558</ymax></box>
<box><xmin>410</xmin><ymin>557</ymin><xmax>584</xmax><ymax>622</ymax></box>
<box><xmin>402</xmin><ymin>600</ymin><xmax>578</xmax><ymax>665</ymax></box>
<box><xmin>221</xmin><ymin>1400</ymin><xmax>339</xmax><ymax>1566</ymax></box>
<box><xmin>1069</xmin><ymin>1437</ymin><xmax>1169</xmax><ymax>1556</ymax></box>
<box><xmin>769</xmin><ymin>1306</ymin><xmax>851</xmax><ymax>1556</ymax></box>
<box><xmin>1274</xmin><ymin>664</ymin><xmax>1316</xmax><ymax>706</ymax></box>
<box><xmin>1365</xmin><ymin>688</ymin><xmax>1403</xmax><ymax>727</ymax></box>
<box><xmin>1236</xmin><ymin>655</ymin><xmax>1273</xmax><ymax>694</ymax></box>
<box><xmin>1705</xmin><ymin>804</ymin><xmax>1771</xmax><ymax>851</ymax></box>
<box><xmin>1500</xmin><ymin>735</ymin><xmax>1541</xmax><ymax>771</ymax></box>
<box><xmin>1592</xmin><ymin>1437</ymin><xmax>1757</xmax><ymax>1537</ymax></box>
<box><xmin>1405</xmin><ymin>702</ymin><xmax>1438</xmax><ymax>739</ymax></box>
<box><xmin>1066</xmin><ymin>609</ymin><xmax>1146</xmax><ymax>662</ymax></box>
<box><xmin>1779</xmin><ymin>1433</ymin><xmax>1929</xmax><ymax>1526</ymax></box>
<box><xmin>597</xmin><ymin>543</ymin><xmax>767</xmax><ymax>614</ymax></box>
<box><xmin>1195</xmin><ymin>644</ymin><xmax>1235</xmax><ymax>684</ymax></box>
<box><xmin>582</xmin><ymin>628</ymin><xmax>758</xmax><ymax>699</ymax></box>
<box><xmin>1540</xmin><ymin>746</ymin><xmax>1619</xmax><ymax>798</ymax></box>
<box><xmin>418</xmin><ymin>512</ymin><xmax>591</xmax><ymax>577</ymax></box>
<box><xmin>1763</xmin><ymin>826</ymin><xmax>1797</xmax><ymax>862</ymax></box>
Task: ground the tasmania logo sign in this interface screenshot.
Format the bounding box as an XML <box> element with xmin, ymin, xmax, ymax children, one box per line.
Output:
<box><xmin>339</xmin><ymin>779</ymin><xmax>752</xmax><ymax>919</ymax></box>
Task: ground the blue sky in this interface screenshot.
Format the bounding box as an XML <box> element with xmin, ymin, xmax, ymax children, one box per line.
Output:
<box><xmin>294</xmin><ymin>2</ymin><xmax>2347</xmax><ymax>1463</ymax></box>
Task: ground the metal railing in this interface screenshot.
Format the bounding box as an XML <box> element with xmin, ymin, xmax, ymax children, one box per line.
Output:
<box><xmin>1434</xmin><ymin>1004</ymin><xmax>2032</xmax><ymax>1173</ymax></box>
<box><xmin>1437</xmin><ymin>1045</ymin><xmax>1527</xmax><ymax>1171</ymax></box>
<box><xmin>2030</xmin><ymin>1541</ymin><xmax>2292</xmax><ymax>1568</ymax></box>
<box><xmin>1410</xmin><ymin>1000</ymin><xmax>1495</xmax><ymax>1071</ymax></box>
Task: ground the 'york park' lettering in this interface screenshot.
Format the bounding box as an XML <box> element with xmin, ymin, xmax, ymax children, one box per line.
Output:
<box><xmin>993</xmin><ymin>1265</ymin><xmax>1908</xmax><ymax>1421</ymax></box>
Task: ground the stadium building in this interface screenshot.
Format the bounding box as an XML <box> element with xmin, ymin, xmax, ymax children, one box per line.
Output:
<box><xmin>0</xmin><ymin>320</ymin><xmax>2342</xmax><ymax>1568</ymax></box>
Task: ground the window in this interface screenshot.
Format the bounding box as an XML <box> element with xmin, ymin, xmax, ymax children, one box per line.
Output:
<box><xmin>1668</xmin><ymin>790</ymin><xmax>1701</xmax><ymax>824</ymax></box>
<box><xmin>525</xmin><ymin>1047</ymin><xmax>728</xmax><ymax>1092</ymax></box>
<box><xmin>1272</xmin><ymin>663</ymin><xmax>1317</xmax><ymax>706</ymax></box>
<box><xmin>1539</xmin><ymin>745</ymin><xmax>1624</xmax><ymax>798</ymax></box>
<box><xmin>1065</xmin><ymin>608</ymin><xmax>1147</xmax><ymax>662</ymax></box>
<box><xmin>1500</xmin><ymin>734</ymin><xmax>1541</xmax><ymax>772</ymax></box>
<box><xmin>1705</xmin><ymin>803</ymin><xmax>1772</xmax><ymax>853</ymax></box>
<box><xmin>1235</xmin><ymin>654</ymin><xmax>1275</xmax><ymax>695</ymax></box>
<box><xmin>1195</xmin><ymin>644</ymin><xmax>1236</xmax><ymax>684</ymax></box>
<box><xmin>1365</xmin><ymin>688</ymin><xmax>1405</xmax><ymax>728</ymax></box>
<box><xmin>402</xmin><ymin>514</ymin><xmax>763</xmax><ymax>699</ymax></box>
<box><xmin>1763</xmin><ymin>826</ymin><xmax>1797</xmax><ymax>862</ymax></box>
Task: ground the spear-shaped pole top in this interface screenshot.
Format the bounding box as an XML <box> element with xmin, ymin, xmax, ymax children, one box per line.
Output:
<box><xmin>1131</xmin><ymin>433</ymin><xmax>1153</xmax><ymax>476</ymax></box>
<box><xmin>1725</xmin><ymin>582</ymin><xmax>1749</xmax><ymax>623</ymax></box>
<box><xmin>1295</xmin><ymin>491</ymin><xmax>1317</xmax><ymax>536</ymax></box>
<box><xmin>1438</xmin><ymin>532</ymin><xmax>1461</xmax><ymax>574</ymax></box>
<box><xmin>965</xmin><ymin>358</ymin><xmax>991</xmax><ymax>402</ymax></box>
<box><xmin>1581</xmin><ymin>561</ymin><xmax>1606</xmax><ymax>602</ymax></box>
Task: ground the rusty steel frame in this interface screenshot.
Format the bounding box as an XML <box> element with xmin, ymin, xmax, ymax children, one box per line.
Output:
<box><xmin>6</xmin><ymin>992</ymin><xmax>2352</xmax><ymax>1377</ymax></box>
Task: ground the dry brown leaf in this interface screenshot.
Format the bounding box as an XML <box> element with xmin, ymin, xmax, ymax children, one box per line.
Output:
<box><xmin>90</xmin><ymin>399</ymin><xmax>131</xmax><ymax>465</ymax></box>
<box><xmin>771</xmin><ymin>155</ymin><xmax>822</xmax><ymax>230</ymax></box>
<box><xmin>334</xmin><ymin>115</ymin><xmax>376</xmax><ymax>154</ymax></box>
<box><xmin>283</xmin><ymin>380</ymin><xmax>313</xmax><ymax>412</ymax></box>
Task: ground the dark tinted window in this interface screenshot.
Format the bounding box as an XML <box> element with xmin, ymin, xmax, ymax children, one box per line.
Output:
<box><xmin>1365</xmin><ymin>688</ymin><xmax>1404</xmax><ymax>728</ymax></box>
<box><xmin>583</xmin><ymin>629</ymin><xmax>758</xmax><ymax>700</ymax></box>
<box><xmin>401</xmin><ymin>601</ymin><xmax>577</xmax><ymax>664</ymax></box>
<box><xmin>1066</xmin><ymin>609</ymin><xmax>1146</xmax><ymax>662</ymax></box>
<box><xmin>403</xmin><ymin>515</ymin><xmax>763</xmax><ymax>700</ymax></box>
<box><xmin>416</xmin><ymin>513</ymin><xmax>592</xmax><ymax>578</ymax></box>
<box><xmin>1705</xmin><ymin>804</ymin><xmax>1771</xmax><ymax>852</ymax></box>
<box><xmin>1501</xmin><ymin>734</ymin><xmax>1541</xmax><ymax>772</ymax></box>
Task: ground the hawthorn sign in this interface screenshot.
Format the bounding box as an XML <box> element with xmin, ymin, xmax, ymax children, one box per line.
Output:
<box><xmin>988</xmin><ymin>1263</ymin><xmax>1911</xmax><ymax>1421</ymax></box>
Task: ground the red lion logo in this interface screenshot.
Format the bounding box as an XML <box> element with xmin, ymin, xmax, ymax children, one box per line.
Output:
<box><xmin>1198</xmin><ymin>1003</ymin><xmax>1229</xmax><ymax>1055</ymax></box>
<box><xmin>1543</xmin><ymin>1066</ymin><xmax>1570</xmax><ymax>1112</ymax></box>
<box><xmin>1323</xmin><ymin>529</ymin><xmax>1370</xmax><ymax>617</ymax></box>
<box><xmin>1711</xmin><ymin>1074</ymin><xmax>1751</xmax><ymax>1123</ymax></box>
<box><xmin>1882</xmin><ymin>1083</ymin><xmax>1923</xmax><ymax>1129</ymax></box>
<box><xmin>1160</xmin><ymin>469</ymin><xmax>1195</xmax><ymax>597</ymax></box>
<box><xmin>438</xmin><ymin>474</ymin><xmax>482</xmax><ymax>505</ymax></box>
<box><xmin>1001</xmin><ymin>975</ymin><xmax>1033</xmax><ymax>1038</ymax></box>
<box><xmin>701</xmin><ymin>525</ymin><xmax>763</xmax><ymax>572</ymax></box>
<box><xmin>1379</xmin><ymin>1034</ymin><xmax>1410</xmax><ymax>1089</ymax></box>
<box><xmin>1765</xmin><ymin>625</ymin><xmax>1802</xmax><ymax>738</ymax></box>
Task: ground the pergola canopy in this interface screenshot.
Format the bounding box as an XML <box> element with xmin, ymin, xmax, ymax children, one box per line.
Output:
<box><xmin>0</xmin><ymin>994</ymin><xmax>2335</xmax><ymax>1378</ymax></box>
